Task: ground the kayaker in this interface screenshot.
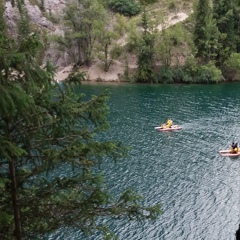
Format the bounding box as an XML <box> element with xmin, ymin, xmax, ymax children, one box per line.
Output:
<box><xmin>230</xmin><ymin>142</ymin><xmax>238</xmax><ymax>154</ymax></box>
<box><xmin>160</xmin><ymin>118</ymin><xmax>173</xmax><ymax>129</ymax></box>
<box><xmin>166</xmin><ymin>118</ymin><xmax>173</xmax><ymax>128</ymax></box>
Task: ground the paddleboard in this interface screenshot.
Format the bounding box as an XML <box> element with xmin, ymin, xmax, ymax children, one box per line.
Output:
<box><xmin>219</xmin><ymin>150</ymin><xmax>240</xmax><ymax>157</ymax></box>
<box><xmin>155</xmin><ymin>125</ymin><xmax>182</xmax><ymax>131</ymax></box>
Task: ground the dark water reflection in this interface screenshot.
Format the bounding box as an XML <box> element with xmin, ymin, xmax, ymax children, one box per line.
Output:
<box><xmin>50</xmin><ymin>83</ymin><xmax>240</xmax><ymax>240</ymax></box>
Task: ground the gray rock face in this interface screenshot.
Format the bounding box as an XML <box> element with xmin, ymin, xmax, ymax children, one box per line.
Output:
<box><xmin>44</xmin><ymin>0</ymin><xmax>66</xmax><ymax>15</ymax></box>
<box><xmin>4</xmin><ymin>0</ymin><xmax>69</xmax><ymax>69</ymax></box>
<box><xmin>4</xmin><ymin>1</ymin><xmax>18</xmax><ymax>35</ymax></box>
<box><xmin>25</xmin><ymin>1</ymin><xmax>54</xmax><ymax>30</ymax></box>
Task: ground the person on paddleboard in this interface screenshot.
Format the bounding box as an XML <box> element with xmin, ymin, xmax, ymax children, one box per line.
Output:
<box><xmin>166</xmin><ymin>118</ymin><xmax>173</xmax><ymax>128</ymax></box>
<box><xmin>160</xmin><ymin>118</ymin><xmax>173</xmax><ymax>129</ymax></box>
<box><xmin>230</xmin><ymin>142</ymin><xmax>238</xmax><ymax>154</ymax></box>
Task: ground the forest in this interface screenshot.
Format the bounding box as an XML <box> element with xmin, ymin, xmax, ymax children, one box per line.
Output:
<box><xmin>1</xmin><ymin>0</ymin><xmax>240</xmax><ymax>239</ymax></box>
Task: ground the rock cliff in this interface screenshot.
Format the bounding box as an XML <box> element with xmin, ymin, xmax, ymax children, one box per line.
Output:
<box><xmin>4</xmin><ymin>0</ymin><xmax>69</xmax><ymax>69</ymax></box>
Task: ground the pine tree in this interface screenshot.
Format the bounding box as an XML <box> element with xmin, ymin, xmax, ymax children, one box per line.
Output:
<box><xmin>202</xmin><ymin>11</ymin><xmax>220</xmax><ymax>63</ymax></box>
<box><xmin>212</xmin><ymin>0</ymin><xmax>236</xmax><ymax>66</ymax></box>
<box><xmin>0</xmin><ymin>3</ymin><xmax>161</xmax><ymax>240</ymax></box>
<box><xmin>135</xmin><ymin>8</ymin><xmax>156</xmax><ymax>83</ymax></box>
<box><xmin>193</xmin><ymin>0</ymin><xmax>211</xmax><ymax>61</ymax></box>
<box><xmin>233</xmin><ymin>0</ymin><xmax>240</xmax><ymax>53</ymax></box>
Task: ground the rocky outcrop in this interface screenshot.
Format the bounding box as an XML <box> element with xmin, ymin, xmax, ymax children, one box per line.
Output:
<box><xmin>4</xmin><ymin>1</ymin><xmax>18</xmax><ymax>35</ymax></box>
<box><xmin>4</xmin><ymin>0</ymin><xmax>68</xmax><ymax>69</ymax></box>
<box><xmin>4</xmin><ymin>0</ymin><xmax>54</xmax><ymax>32</ymax></box>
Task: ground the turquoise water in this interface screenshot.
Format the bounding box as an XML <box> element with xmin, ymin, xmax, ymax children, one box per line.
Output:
<box><xmin>51</xmin><ymin>83</ymin><xmax>240</xmax><ymax>240</ymax></box>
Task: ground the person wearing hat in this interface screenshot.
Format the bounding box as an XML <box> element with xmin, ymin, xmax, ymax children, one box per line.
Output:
<box><xmin>230</xmin><ymin>142</ymin><xmax>238</xmax><ymax>154</ymax></box>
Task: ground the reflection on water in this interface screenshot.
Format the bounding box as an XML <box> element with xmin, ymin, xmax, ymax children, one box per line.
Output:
<box><xmin>50</xmin><ymin>83</ymin><xmax>240</xmax><ymax>240</ymax></box>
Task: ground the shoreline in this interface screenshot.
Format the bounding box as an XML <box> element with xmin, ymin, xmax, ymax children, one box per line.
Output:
<box><xmin>55</xmin><ymin>65</ymin><xmax>240</xmax><ymax>85</ymax></box>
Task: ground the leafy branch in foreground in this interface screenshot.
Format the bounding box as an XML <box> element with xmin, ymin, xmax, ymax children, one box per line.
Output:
<box><xmin>0</xmin><ymin>2</ymin><xmax>162</xmax><ymax>239</ymax></box>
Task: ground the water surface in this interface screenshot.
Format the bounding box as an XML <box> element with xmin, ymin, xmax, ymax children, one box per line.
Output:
<box><xmin>51</xmin><ymin>83</ymin><xmax>240</xmax><ymax>240</ymax></box>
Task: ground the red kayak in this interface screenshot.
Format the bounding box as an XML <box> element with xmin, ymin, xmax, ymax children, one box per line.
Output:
<box><xmin>155</xmin><ymin>125</ymin><xmax>182</xmax><ymax>132</ymax></box>
<box><xmin>219</xmin><ymin>150</ymin><xmax>240</xmax><ymax>157</ymax></box>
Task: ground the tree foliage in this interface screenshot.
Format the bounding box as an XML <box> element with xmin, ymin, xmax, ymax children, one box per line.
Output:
<box><xmin>0</xmin><ymin>3</ymin><xmax>161</xmax><ymax>240</ymax></box>
<box><xmin>60</xmin><ymin>0</ymin><xmax>107</xmax><ymax>67</ymax></box>
<box><xmin>157</xmin><ymin>59</ymin><xmax>222</xmax><ymax>84</ymax></box>
<box><xmin>193</xmin><ymin>0</ymin><xmax>224</xmax><ymax>64</ymax></box>
<box><xmin>233</xmin><ymin>1</ymin><xmax>240</xmax><ymax>53</ymax></box>
<box><xmin>193</xmin><ymin>0</ymin><xmax>212</xmax><ymax>60</ymax></box>
<box><xmin>193</xmin><ymin>0</ymin><xmax>240</xmax><ymax>74</ymax></box>
<box><xmin>156</xmin><ymin>23</ymin><xmax>187</xmax><ymax>67</ymax></box>
<box><xmin>135</xmin><ymin>8</ymin><xmax>156</xmax><ymax>83</ymax></box>
<box><xmin>224</xmin><ymin>52</ymin><xmax>240</xmax><ymax>80</ymax></box>
<box><xmin>212</xmin><ymin>0</ymin><xmax>236</xmax><ymax>66</ymax></box>
<box><xmin>107</xmin><ymin>0</ymin><xmax>141</xmax><ymax>16</ymax></box>
<box><xmin>96</xmin><ymin>19</ymin><xmax>122</xmax><ymax>72</ymax></box>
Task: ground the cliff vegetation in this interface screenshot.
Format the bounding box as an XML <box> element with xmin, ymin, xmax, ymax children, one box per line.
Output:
<box><xmin>3</xmin><ymin>0</ymin><xmax>240</xmax><ymax>83</ymax></box>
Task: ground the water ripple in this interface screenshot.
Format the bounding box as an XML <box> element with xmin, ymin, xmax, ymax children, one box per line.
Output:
<box><xmin>49</xmin><ymin>84</ymin><xmax>240</xmax><ymax>240</ymax></box>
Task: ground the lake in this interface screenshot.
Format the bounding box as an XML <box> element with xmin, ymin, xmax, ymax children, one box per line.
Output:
<box><xmin>50</xmin><ymin>83</ymin><xmax>240</xmax><ymax>240</ymax></box>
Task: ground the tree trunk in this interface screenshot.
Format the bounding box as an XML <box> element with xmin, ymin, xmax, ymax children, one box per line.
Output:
<box><xmin>9</xmin><ymin>159</ymin><xmax>22</xmax><ymax>240</ymax></box>
<box><xmin>77</xmin><ymin>40</ymin><xmax>84</xmax><ymax>66</ymax></box>
<box><xmin>104</xmin><ymin>43</ymin><xmax>108</xmax><ymax>72</ymax></box>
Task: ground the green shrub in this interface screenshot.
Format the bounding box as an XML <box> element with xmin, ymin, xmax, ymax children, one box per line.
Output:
<box><xmin>157</xmin><ymin>62</ymin><xmax>222</xmax><ymax>84</ymax></box>
<box><xmin>157</xmin><ymin>67</ymin><xmax>185</xmax><ymax>83</ymax></box>
<box><xmin>224</xmin><ymin>53</ymin><xmax>240</xmax><ymax>80</ymax></box>
<box><xmin>157</xmin><ymin>67</ymin><xmax>174</xmax><ymax>83</ymax></box>
<box><xmin>168</xmin><ymin>1</ymin><xmax>176</xmax><ymax>10</ymax></box>
<box><xmin>184</xmin><ymin>61</ymin><xmax>222</xmax><ymax>83</ymax></box>
<box><xmin>108</xmin><ymin>0</ymin><xmax>141</xmax><ymax>16</ymax></box>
